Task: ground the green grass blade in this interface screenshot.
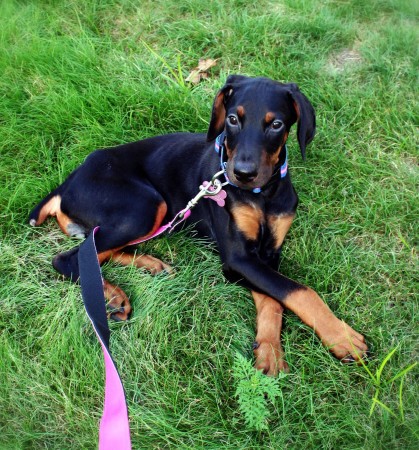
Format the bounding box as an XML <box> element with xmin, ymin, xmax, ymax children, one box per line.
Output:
<box><xmin>371</xmin><ymin>398</ymin><xmax>399</xmax><ymax>419</ymax></box>
<box><xmin>140</xmin><ymin>39</ymin><xmax>185</xmax><ymax>87</ymax></box>
<box><xmin>388</xmin><ymin>362</ymin><xmax>417</xmax><ymax>384</ymax></box>
<box><xmin>376</xmin><ymin>346</ymin><xmax>399</xmax><ymax>384</ymax></box>
<box><xmin>399</xmin><ymin>376</ymin><xmax>405</xmax><ymax>422</ymax></box>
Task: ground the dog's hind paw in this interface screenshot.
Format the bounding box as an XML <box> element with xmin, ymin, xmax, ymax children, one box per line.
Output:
<box><xmin>103</xmin><ymin>280</ymin><xmax>132</xmax><ymax>321</ymax></box>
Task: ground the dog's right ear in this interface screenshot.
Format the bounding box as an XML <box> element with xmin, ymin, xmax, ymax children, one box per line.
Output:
<box><xmin>206</xmin><ymin>83</ymin><xmax>234</xmax><ymax>142</ymax></box>
<box><xmin>207</xmin><ymin>75</ymin><xmax>250</xmax><ymax>141</ymax></box>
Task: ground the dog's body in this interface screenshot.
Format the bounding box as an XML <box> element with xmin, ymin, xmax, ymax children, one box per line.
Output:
<box><xmin>29</xmin><ymin>75</ymin><xmax>367</xmax><ymax>374</ymax></box>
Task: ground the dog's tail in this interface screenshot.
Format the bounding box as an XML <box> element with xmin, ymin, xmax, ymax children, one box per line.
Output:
<box><xmin>29</xmin><ymin>168</ymin><xmax>80</xmax><ymax>227</ymax></box>
<box><xmin>28</xmin><ymin>188</ymin><xmax>62</xmax><ymax>227</ymax></box>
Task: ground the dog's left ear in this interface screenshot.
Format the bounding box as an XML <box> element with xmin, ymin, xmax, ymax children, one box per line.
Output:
<box><xmin>287</xmin><ymin>84</ymin><xmax>316</xmax><ymax>160</ymax></box>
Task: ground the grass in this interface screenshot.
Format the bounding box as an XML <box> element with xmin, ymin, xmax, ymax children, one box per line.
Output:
<box><xmin>0</xmin><ymin>0</ymin><xmax>418</xmax><ymax>448</ymax></box>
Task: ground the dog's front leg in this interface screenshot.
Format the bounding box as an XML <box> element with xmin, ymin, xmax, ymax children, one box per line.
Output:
<box><xmin>224</xmin><ymin>255</ymin><xmax>368</xmax><ymax>363</ymax></box>
<box><xmin>252</xmin><ymin>291</ymin><xmax>288</xmax><ymax>375</ymax></box>
<box><xmin>281</xmin><ymin>286</ymin><xmax>368</xmax><ymax>362</ymax></box>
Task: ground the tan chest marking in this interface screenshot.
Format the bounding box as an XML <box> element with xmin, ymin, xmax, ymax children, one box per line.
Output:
<box><xmin>267</xmin><ymin>213</ymin><xmax>295</xmax><ymax>249</ymax></box>
<box><xmin>231</xmin><ymin>203</ymin><xmax>264</xmax><ymax>241</ymax></box>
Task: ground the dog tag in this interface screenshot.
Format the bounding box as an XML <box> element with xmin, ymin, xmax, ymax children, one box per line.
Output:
<box><xmin>202</xmin><ymin>181</ymin><xmax>227</xmax><ymax>207</ymax></box>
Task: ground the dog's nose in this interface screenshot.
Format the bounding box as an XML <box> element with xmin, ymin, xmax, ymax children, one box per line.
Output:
<box><xmin>234</xmin><ymin>161</ymin><xmax>258</xmax><ymax>183</ymax></box>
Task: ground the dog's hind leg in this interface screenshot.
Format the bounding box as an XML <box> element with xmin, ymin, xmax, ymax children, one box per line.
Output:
<box><xmin>110</xmin><ymin>251</ymin><xmax>173</xmax><ymax>275</ymax></box>
<box><xmin>103</xmin><ymin>280</ymin><xmax>132</xmax><ymax>322</ymax></box>
<box><xmin>52</xmin><ymin>246</ymin><xmax>132</xmax><ymax>321</ymax></box>
<box><xmin>29</xmin><ymin>193</ymin><xmax>88</xmax><ymax>239</ymax></box>
<box><xmin>29</xmin><ymin>169</ymin><xmax>79</xmax><ymax>227</ymax></box>
<box><xmin>52</xmin><ymin>200</ymin><xmax>169</xmax><ymax>321</ymax></box>
<box><xmin>29</xmin><ymin>194</ymin><xmax>61</xmax><ymax>227</ymax></box>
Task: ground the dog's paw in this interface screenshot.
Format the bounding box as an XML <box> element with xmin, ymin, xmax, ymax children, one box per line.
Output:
<box><xmin>112</xmin><ymin>252</ymin><xmax>174</xmax><ymax>276</ymax></box>
<box><xmin>52</xmin><ymin>248</ymin><xmax>80</xmax><ymax>281</ymax></box>
<box><xmin>253</xmin><ymin>340</ymin><xmax>289</xmax><ymax>376</ymax></box>
<box><xmin>319</xmin><ymin>319</ymin><xmax>368</xmax><ymax>363</ymax></box>
<box><xmin>103</xmin><ymin>281</ymin><xmax>132</xmax><ymax>321</ymax></box>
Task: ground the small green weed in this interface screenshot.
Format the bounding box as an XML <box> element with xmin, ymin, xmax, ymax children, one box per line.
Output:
<box><xmin>233</xmin><ymin>352</ymin><xmax>286</xmax><ymax>431</ymax></box>
<box><xmin>361</xmin><ymin>346</ymin><xmax>417</xmax><ymax>421</ymax></box>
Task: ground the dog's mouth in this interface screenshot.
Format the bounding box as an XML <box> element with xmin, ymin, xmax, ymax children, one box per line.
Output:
<box><xmin>225</xmin><ymin>160</ymin><xmax>273</xmax><ymax>191</ymax></box>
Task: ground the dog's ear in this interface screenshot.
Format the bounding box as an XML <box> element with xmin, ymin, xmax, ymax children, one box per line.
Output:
<box><xmin>287</xmin><ymin>84</ymin><xmax>316</xmax><ymax>160</ymax></box>
<box><xmin>206</xmin><ymin>83</ymin><xmax>233</xmax><ymax>142</ymax></box>
<box><xmin>207</xmin><ymin>75</ymin><xmax>249</xmax><ymax>141</ymax></box>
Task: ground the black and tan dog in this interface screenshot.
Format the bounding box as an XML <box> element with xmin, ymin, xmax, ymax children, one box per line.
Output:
<box><xmin>29</xmin><ymin>75</ymin><xmax>367</xmax><ymax>375</ymax></box>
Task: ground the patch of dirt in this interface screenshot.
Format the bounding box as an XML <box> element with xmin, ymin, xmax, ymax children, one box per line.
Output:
<box><xmin>327</xmin><ymin>48</ymin><xmax>363</xmax><ymax>73</ymax></box>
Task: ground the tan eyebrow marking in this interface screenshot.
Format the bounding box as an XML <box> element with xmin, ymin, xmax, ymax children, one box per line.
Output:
<box><xmin>265</xmin><ymin>111</ymin><xmax>275</xmax><ymax>123</ymax></box>
<box><xmin>237</xmin><ymin>105</ymin><xmax>245</xmax><ymax>118</ymax></box>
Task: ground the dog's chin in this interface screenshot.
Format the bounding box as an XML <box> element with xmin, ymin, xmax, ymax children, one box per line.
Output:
<box><xmin>237</xmin><ymin>181</ymin><xmax>261</xmax><ymax>191</ymax></box>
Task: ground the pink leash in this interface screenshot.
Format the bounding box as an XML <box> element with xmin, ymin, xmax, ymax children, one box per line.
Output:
<box><xmin>79</xmin><ymin>228</ymin><xmax>132</xmax><ymax>450</ymax></box>
<box><xmin>78</xmin><ymin>172</ymin><xmax>227</xmax><ymax>449</ymax></box>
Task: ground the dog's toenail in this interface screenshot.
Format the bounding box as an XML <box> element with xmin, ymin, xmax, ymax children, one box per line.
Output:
<box><xmin>252</xmin><ymin>341</ymin><xmax>260</xmax><ymax>350</ymax></box>
<box><xmin>106</xmin><ymin>305</ymin><xmax>125</xmax><ymax>314</ymax></box>
<box><xmin>109</xmin><ymin>313</ymin><xmax>124</xmax><ymax>322</ymax></box>
<box><xmin>364</xmin><ymin>350</ymin><xmax>372</xmax><ymax>361</ymax></box>
<box><xmin>341</xmin><ymin>355</ymin><xmax>356</xmax><ymax>363</ymax></box>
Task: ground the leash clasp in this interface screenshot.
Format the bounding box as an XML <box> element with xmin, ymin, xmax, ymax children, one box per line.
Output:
<box><xmin>187</xmin><ymin>171</ymin><xmax>227</xmax><ymax>208</ymax></box>
<box><xmin>210</xmin><ymin>169</ymin><xmax>229</xmax><ymax>187</ymax></box>
<box><xmin>168</xmin><ymin>169</ymin><xmax>228</xmax><ymax>233</ymax></box>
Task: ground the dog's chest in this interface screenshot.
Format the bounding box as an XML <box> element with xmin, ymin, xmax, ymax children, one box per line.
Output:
<box><xmin>230</xmin><ymin>200</ymin><xmax>295</xmax><ymax>249</ymax></box>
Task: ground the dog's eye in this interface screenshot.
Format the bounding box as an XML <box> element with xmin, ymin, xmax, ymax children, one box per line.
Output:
<box><xmin>271</xmin><ymin>120</ymin><xmax>284</xmax><ymax>131</ymax></box>
<box><xmin>228</xmin><ymin>115</ymin><xmax>239</xmax><ymax>126</ymax></box>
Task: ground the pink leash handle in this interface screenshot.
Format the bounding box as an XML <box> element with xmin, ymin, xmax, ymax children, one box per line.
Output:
<box><xmin>78</xmin><ymin>227</ymin><xmax>132</xmax><ymax>450</ymax></box>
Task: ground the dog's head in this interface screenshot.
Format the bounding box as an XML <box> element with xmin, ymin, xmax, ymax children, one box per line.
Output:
<box><xmin>207</xmin><ymin>75</ymin><xmax>316</xmax><ymax>190</ymax></box>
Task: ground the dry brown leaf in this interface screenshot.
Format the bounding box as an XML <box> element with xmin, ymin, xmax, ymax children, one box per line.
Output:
<box><xmin>186</xmin><ymin>58</ymin><xmax>218</xmax><ymax>84</ymax></box>
<box><xmin>197</xmin><ymin>58</ymin><xmax>217</xmax><ymax>71</ymax></box>
<box><xmin>185</xmin><ymin>70</ymin><xmax>201</xmax><ymax>84</ymax></box>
